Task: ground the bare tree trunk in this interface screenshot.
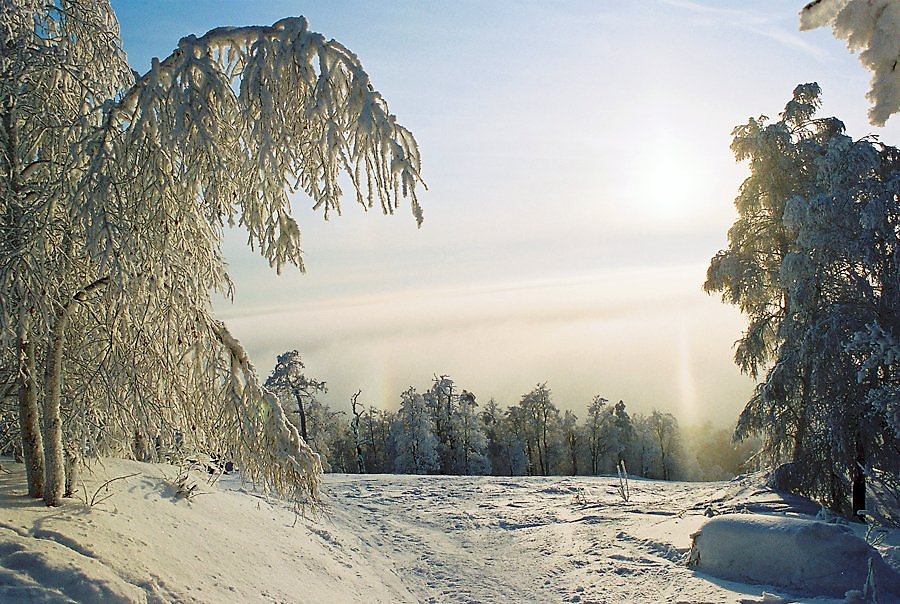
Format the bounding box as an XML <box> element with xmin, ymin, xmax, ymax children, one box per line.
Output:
<box><xmin>5</xmin><ymin>103</ymin><xmax>44</xmax><ymax>498</ymax></box>
<box><xmin>294</xmin><ymin>392</ymin><xmax>308</xmax><ymax>442</ymax></box>
<box><xmin>42</xmin><ymin>309</ymin><xmax>69</xmax><ymax>507</ymax></box>
<box><xmin>17</xmin><ymin>325</ymin><xmax>44</xmax><ymax>498</ymax></box>
<box><xmin>350</xmin><ymin>390</ymin><xmax>365</xmax><ymax>474</ymax></box>
<box><xmin>852</xmin><ymin>435</ymin><xmax>866</xmax><ymax>518</ymax></box>
<box><xmin>64</xmin><ymin>445</ymin><xmax>78</xmax><ymax>498</ymax></box>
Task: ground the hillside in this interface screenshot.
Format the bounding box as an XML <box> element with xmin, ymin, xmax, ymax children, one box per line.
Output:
<box><xmin>0</xmin><ymin>458</ymin><xmax>895</xmax><ymax>603</ymax></box>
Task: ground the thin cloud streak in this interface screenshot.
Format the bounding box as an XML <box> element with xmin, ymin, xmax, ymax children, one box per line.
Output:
<box><xmin>662</xmin><ymin>0</ymin><xmax>831</xmax><ymax>62</ymax></box>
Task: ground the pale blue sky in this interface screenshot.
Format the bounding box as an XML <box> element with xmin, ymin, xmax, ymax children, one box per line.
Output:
<box><xmin>111</xmin><ymin>1</ymin><xmax>899</xmax><ymax>425</ymax></box>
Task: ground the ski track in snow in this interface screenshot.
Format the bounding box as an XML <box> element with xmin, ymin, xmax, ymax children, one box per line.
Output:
<box><xmin>320</xmin><ymin>474</ymin><xmax>780</xmax><ymax>603</ymax></box>
<box><xmin>0</xmin><ymin>460</ymin><xmax>865</xmax><ymax>603</ymax></box>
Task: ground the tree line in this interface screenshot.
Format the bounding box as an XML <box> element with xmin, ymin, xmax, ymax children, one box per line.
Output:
<box><xmin>263</xmin><ymin>353</ymin><xmax>758</xmax><ymax>481</ymax></box>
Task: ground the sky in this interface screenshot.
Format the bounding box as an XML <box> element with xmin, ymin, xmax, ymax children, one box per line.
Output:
<box><xmin>111</xmin><ymin>0</ymin><xmax>899</xmax><ymax>426</ymax></box>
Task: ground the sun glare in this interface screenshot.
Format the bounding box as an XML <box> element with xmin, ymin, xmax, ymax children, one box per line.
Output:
<box><xmin>605</xmin><ymin>133</ymin><xmax>710</xmax><ymax>230</ymax></box>
<box><xmin>644</xmin><ymin>150</ymin><xmax>697</xmax><ymax>220</ymax></box>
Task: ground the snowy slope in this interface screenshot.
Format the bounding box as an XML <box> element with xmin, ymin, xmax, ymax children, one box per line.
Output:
<box><xmin>0</xmin><ymin>458</ymin><xmax>894</xmax><ymax>603</ymax></box>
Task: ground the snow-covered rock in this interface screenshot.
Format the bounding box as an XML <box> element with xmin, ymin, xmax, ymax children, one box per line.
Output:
<box><xmin>689</xmin><ymin>513</ymin><xmax>900</xmax><ymax>598</ymax></box>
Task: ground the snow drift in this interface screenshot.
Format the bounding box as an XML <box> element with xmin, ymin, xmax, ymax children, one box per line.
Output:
<box><xmin>1</xmin><ymin>459</ymin><xmax>897</xmax><ymax>603</ymax></box>
<box><xmin>689</xmin><ymin>513</ymin><xmax>900</xmax><ymax>598</ymax></box>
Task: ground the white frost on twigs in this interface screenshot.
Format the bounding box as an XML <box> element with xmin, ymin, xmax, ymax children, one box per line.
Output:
<box><xmin>800</xmin><ymin>0</ymin><xmax>900</xmax><ymax>125</ymax></box>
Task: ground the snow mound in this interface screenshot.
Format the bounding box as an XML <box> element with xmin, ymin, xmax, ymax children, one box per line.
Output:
<box><xmin>0</xmin><ymin>458</ymin><xmax>414</xmax><ymax>604</ymax></box>
<box><xmin>689</xmin><ymin>513</ymin><xmax>900</xmax><ymax>599</ymax></box>
<box><xmin>0</xmin><ymin>526</ymin><xmax>146</xmax><ymax>603</ymax></box>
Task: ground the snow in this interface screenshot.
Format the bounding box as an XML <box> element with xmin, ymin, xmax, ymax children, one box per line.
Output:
<box><xmin>800</xmin><ymin>0</ymin><xmax>900</xmax><ymax>125</ymax></box>
<box><xmin>0</xmin><ymin>458</ymin><xmax>897</xmax><ymax>603</ymax></box>
<box><xmin>690</xmin><ymin>514</ymin><xmax>900</xmax><ymax>599</ymax></box>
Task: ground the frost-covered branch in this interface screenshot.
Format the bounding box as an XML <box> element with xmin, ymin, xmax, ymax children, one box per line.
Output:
<box><xmin>211</xmin><ymin>321</ymin><xmax>322</xmax><ymax>505</ymax></box>
<box><xmin>2</xmin><ymin>2</ymin><xmax>423</xmax><ymax>505</ymax></box>
<box><xmin>800</xmin><ymin>0</ymin><xmax>900</xmax><ymax>125</ymax></box>
<box><xmin>83</xmin><ymin>15</ymin><xmax>422</xmax><ymax>277</ymax></box>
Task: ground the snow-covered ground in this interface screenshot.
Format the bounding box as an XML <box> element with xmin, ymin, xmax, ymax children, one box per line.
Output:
<box><xmin>0</xmin><ymin>458</ymin><xmax>895</xmax><ymax>603</ymax></box>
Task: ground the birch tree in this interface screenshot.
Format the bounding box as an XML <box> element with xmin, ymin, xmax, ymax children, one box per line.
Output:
<box><xmin>1</xmin><ymin>2</ymin><xmax>422</xmax><ymax>505</ymax></box>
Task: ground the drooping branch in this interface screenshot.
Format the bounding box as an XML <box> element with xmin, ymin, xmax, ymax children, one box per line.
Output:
<box><xmin>210</xmin><ymin>320</ymin><xmax>322</xmax><ymax>505</ymax></box>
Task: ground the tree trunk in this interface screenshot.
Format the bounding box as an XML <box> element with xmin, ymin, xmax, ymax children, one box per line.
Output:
<box><xmin>852</xmin><ymin>436</ymin><xmax>866</xmax><ymax>519</ymax></box>
<box><xmin>570</xmin><ymin>438</ymin><xmax>577</xmax><ymax>475</ymax></box>
<box><xmin>42</xmin><ymin>310</ymin><xmax>70</xmax><ymax>507</ymax></box>
<box><xmin>64</xmin><ymin>445</ymin><xmax>78</xmax><ymax>499</ymax></box>
<box><xmin>5</xmin><ymin>103</ymin><xmax>44</xmax><ymax>498</ymax></box>
<box><xmin>294</xmin><ymin>392</ymin><xmax>308</xmax><ymax>442</ymax></box>
<box><xmin>17</xmin><ymin>327</ymin><xmax>44</xmax><ymax>498</ymax></box>
<box><xmin>350</xmin><ymin>391</ymin><xmax>364</xmax><ymax>474</ymax></box>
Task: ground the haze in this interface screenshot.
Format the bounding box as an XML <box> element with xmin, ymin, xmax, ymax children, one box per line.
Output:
<box><xmin>112</xmin><ymin>0</ymin><xmax>900</xmax><ymax>425</ymax></box>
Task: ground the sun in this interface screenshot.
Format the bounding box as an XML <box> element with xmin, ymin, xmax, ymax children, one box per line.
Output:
<box><xmin>635</xmin><ymin>139</ymin><xmax>705</xmax><ymax>225</ymax></box>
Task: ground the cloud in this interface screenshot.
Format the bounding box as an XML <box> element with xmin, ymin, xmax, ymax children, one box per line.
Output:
<box><xmin>662</xmin><ymin>0</ymin><xmax>831</xmax><ymax>62</ymax></box>
<box><xmin>219</xmin><ymin>265</ymin><xmax>754</xmax><ymax>426</ymax></box>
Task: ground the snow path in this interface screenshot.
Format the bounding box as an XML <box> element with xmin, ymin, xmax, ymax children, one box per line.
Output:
<box><xmin>320</xmin><ymin>474</ymin><xmax>791</xmax><ymax>603</ymax></box>
<box><xmin>0</xmin><ymin>460</ymin><xmax>863</xmax><ymax>603</ymax></box>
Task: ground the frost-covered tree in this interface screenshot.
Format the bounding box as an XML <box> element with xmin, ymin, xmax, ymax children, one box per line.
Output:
<box><xmin>361</xmin><ymin>406</ymin><xmax>395</xmax><ymax>473</ymax></box>
<box><xmin>518</xmin><ymin>383</ymin><xmax>560</xmax><ymax>476</ymax></box>
<box><xmin>452</xmin><ymin>390</ymin><xmax>490</xmax><ymax>475</ymax></box>
<box><xmin>800</xmin><ymin>0</ymin><xmax>899</xmax><ymax>125</ymax></box>
<box><xmin>773</xmin><ymin>130</ymin><xmax>898</xmax><ymax>513</ymax></box>
<box><xmin>706</xmin><ymin>84</ymin><xmax>843</xmax><ymax>466</ymax></box>
<box><xmin>0</xmin><ymin>0</ymin><xmax>133</xmax><ymax>504</ymax></box>
<box><xmin>709</xmin><ymin>83</ymin><xmax>899</xmax><ymax>513</ymax></box>
<box><xmin>392</xmin><ymin>388</ymin><xmax>439</xmax><ymax>474</ymax></box>
<box><xmin>627</xmin><ymin>414</ymin><xmax>656</xmax><ymax>478</ymax></box>
<box><xmin>265</xmin><ymin>351</ymin><xmax>326</xmax><ymax>443</ymax></box>
<box><xmin>1</xmin><ymin>2</ymin><xmax>422</xmax><ymax>505</ymax></box>
<box><xmin>482</xmin><ymin>398</ymin><xmax>527</xmax><ymax>476</ymax></box>
<box><xmin>560</xmin><ymin>410</ymin><xmax>580</xmax><ymax>475</ymax></box>
<box><xmin>349</xmin><ymin>390</ymin><xmax>365</xmax><ymax>473</ymax></box>
<box><xmin>648</xmin><ymin>410</ymin><xmax>681</xmax><ymax>481</ymax></box>
<box><xmin>424</xmin><ymin>374</ymin><xmax>458</xmax><ymax>473</ymax></box>
<box><xmin>612</xmin><ymin>400</ymin><xmax>634</xmax><ymax>466</ymax></box>
<box><xmin>585</xmin><ymin>396</ymin><xmax>614</xmax><ymax>475</ymax></box>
